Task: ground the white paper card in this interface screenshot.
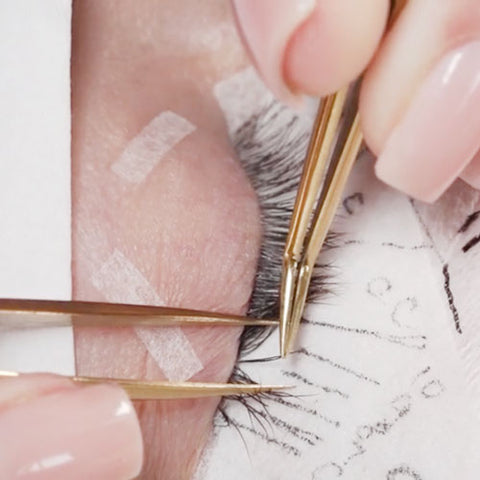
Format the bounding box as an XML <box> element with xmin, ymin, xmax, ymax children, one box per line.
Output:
<box><xmin>0</xmin><ymin>1</ymin><xmax>74</xmax><ymax>375</ymax></box>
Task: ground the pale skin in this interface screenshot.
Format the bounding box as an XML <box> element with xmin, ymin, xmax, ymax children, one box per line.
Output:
<box><xmin>2</xmin><ymin>1</ymin><xmax>480</xmax><ymax>479</ymax></box>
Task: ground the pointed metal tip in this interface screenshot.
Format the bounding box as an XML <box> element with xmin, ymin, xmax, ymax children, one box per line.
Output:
<box><xmin>253</xmin><ymin>384</ymin><xmax>293</xmax><ymax>393</ymax></box>
<box><xmin>71</xmin><ymin>376</ymin><xmax>293</xmax><ymax>400</ymax></box>
<box><xmin>279</xmin><ymin>319</ymin><xmax>289</xmax><ymax>358</ymax></box>
<box><xmin>284</xmin><ymin>264</ymin><xmax>313</xmax><ymax>357</ymax></box>
<box><xmin>280</xmin><ymin>321</ymin><xmax>292</xmax><ymax>358</ymax></box>
<box><xmin>279</xmin><ymin>257</ymin><xmax>299</xmax><ymax>359</ymax></box>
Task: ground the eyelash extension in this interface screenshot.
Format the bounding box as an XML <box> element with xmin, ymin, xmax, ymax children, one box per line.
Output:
<box><xmin>218</xmin><ymin>99</ymin><xmax>336</xmax><ymax>424</ymax></box>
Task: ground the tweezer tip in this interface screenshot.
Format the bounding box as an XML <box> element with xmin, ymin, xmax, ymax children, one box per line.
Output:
<box><xmin>256</xmin><ymin>384</ymin><xmax>292</xmax><ymax>392</ymax></box>
<box><xmin>280</xmin><ymin>328</ymin><xmax>290</xmax><ymax>358</ymax></box>
<box><xmin>279</xmin><ymin>257</ymin><xmax>299</xmax><ymax>358</ymax></box>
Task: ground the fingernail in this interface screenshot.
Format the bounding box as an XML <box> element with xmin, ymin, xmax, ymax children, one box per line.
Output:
<box><xmin>0</xmin><ymin>373</ymin><xmax>74</xmax><ymax>410</ymax></box>
<box><xmin>376</xmin><ymin>41</ymin><xmax>480</xmax><ymax>202</ymax></box>
<box><xmin>232</xmin><ymin>0</ymin><xmax>316</xmax><ymax>104</ymax></box>
<box><xmin>0</xmin><ymin>384</ymin><xmax>143</xmax><ymax>480</ymax></box>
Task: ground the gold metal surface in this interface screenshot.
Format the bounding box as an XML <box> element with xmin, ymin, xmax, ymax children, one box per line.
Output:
<box><xmin>280</xmin><ymin>102</ymin><xmax>362</xmax><ymax>356</ymax></box>
<box><xmin>0</xmin><ymin>371</ymin><xmax>290</xmax><ymax>400</ymax></box>
<box><xmin>0</xmin><ymin>300</ymin><xmax>284</xmax><ymax>399</ymax></box>
<box><xmin>0</xmin><ymin>298</ymin><xmax>277</xmax><ymax>328</ymax></box>
<box><xmin>279</xmin><ymin>89</ymin><xmax>347</xmax><ymax>356</ymax></box>
<box><xmin>279</xmin><ymin>0</ymin><xmax>407</xmax><ymax>356</ymax></box>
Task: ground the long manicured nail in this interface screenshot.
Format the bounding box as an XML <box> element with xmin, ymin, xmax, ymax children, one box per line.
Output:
<box><xmin>376</xmin><ymin>41</ymin><xmax>480</xmax><ymax>202</ymax></box>
<box><xmin>232</xmin><ymin>0</ymin><xmax>316</xmax><ymax>103</ymax></box>
<box><xmin>0</xmin><ymin>384</ymin><xmax>143</xmax><ymax>479</ymax></box>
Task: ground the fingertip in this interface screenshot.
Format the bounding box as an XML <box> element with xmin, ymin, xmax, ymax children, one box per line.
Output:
<box><xmin>284</xmin><ymin>0</ymin><xmax>390</xmax><ymax>97</ymax></box>
<box><xmin>233</xmin><ymin>0</ymin><xmax>389</xmax><ymax>103</ymax></box>
<box><xmin>232</xmin><ymin>0</ymin><xmax>316</xmax><ymax>104</ymax></box>
<box><xmin>0</xmin><ymin>382</ymin><xmax>143</xmax><ymax>480</ymax></box>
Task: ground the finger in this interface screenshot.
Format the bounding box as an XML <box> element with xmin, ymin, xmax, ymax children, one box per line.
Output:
<box><xmin>360</xmin><ymin>0</ymin><xmax>480</xmax><ymax>202</ymax></box>
<box><xmin>0</xmin><ymin>374</ymin><xmax>142</xmax><ymax>480</ymax></box>
<box><xmin>232</xmin><ymin>0</ymin><xmax>389</xmax><ymax>102</ymax></box>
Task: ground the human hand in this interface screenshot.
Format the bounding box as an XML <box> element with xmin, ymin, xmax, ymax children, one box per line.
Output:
<box><xmin>6</xmin><ymin>1</ymin><xmax>480</xmax><ymax>479</ymax></box>
<box><xmin>233</xmin><ymin>0</ymin><xmax>480</xmax><ymax>202</ymax></box>
<box><xmin>0</xmin><ymin>373</ymin><xmax>142</xmax><ymax>479</ymax></box>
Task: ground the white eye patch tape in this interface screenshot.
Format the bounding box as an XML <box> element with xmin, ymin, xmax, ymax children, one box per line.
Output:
<box><xmin>111</xmin><ymin>111</ymin><xmax>196</xmax><ymax>184</ymax></box>
<box><xmin>91</xmin><ymin>249</ymin><xmax>203</xmax><ymax>381</ymax></box>
<box><xmin>213</xmin><ymin>66</ymin><xmax>275</xmax><ymax>137</ymax></box>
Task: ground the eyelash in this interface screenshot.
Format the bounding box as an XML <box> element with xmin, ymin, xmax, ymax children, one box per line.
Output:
<box><xmin>220</xmin><ymin>99</ymin><xmax>334</xmax><ymax>420</ymax></box>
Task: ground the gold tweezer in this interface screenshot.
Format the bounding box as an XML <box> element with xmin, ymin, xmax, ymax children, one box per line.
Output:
<box><xmin>0</xmin><ymin>371</ymin><xmax>289</xmax><ymax>400</ymax></box>
<box><xmin>279</xmin><ymin>0</ymin><xmax>407</xmax><ymax>357</ymax></box>
<box><xmin>0</xmin><ymin>298</ymin><xmax>277</xmax><ymax>328</ymax></box>
<box><xmin>0</xmin><ymin>298</ymin><xmax>286</xmax><ymax>399</ymax></box>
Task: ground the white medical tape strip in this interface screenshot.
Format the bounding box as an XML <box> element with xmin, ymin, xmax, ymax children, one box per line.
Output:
<box><xmin>91</xmin><ymin>249</ymin><xmax>203</xmax><ymax>381</ymax></box>
<box><xmin>213</xmin><ymin>66</ymin><xmax>274</xmax><ymax>137</ymax></box>
<box><xmin>111</xmin><ymin>111</ymin><xmax>196</xmax><ymax>184</ymax></box>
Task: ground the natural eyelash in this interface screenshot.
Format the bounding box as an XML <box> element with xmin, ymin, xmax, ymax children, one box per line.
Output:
<box><xmin>236</xmin><ymin>99</ymin><xmax>334</xmax><ymax>356</ymax></box>
<box><xmin>218</xmin><ymin>99</ymin><xmax>335</xmax><ymax>423</ymax></box>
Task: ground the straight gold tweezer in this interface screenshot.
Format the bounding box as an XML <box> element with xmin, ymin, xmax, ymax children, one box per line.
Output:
<box><xmin>0</xmin><ymin>371</ymin><xmax>289</xmax><ymax>400</ymax></box>
<box><xmin>0</xmin><ymin>298</ymin><xmax>278</xmax><ymax>328</ymax></box>
<box><xmin>0</xmin><ymin>299</ymin><xmax>287</xmax><ymax>399</ymax></box>
<box><xmin>279</xmin><ymin>0</ymin><xmax>407</xmax><ymax>357</ymax></box>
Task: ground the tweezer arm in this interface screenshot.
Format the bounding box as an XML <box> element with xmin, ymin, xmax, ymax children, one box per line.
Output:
<box><xmin>283</xmin><ymin>88</ymin><xmax>348</xmax><ymax>262</ymax></box>
<box><xmin>288</xmin><ymin>115</ymin><xmax>363</xmax><ymax>347</ymax></box>
<box><xmin>280</xmin><ymin>90</ymin><xmax>348</xmax><ymax>354</ymax></box>
<box><xmin>0</xmin><ymin>371</ymin><xmax>290</xmax><ymax>400</ymax></box>
<box><xmin>72</xmin><ymin>377</ymin><xmax>289</xmax><ymax>400</ymax></box>
<box><xmin>0</xmin><ymin>298</ymin><xmax>278</xmax><ymax>328</ymax></box>
<box><xmin>303</xmin><ymin>116</ymin><xmax>362</xmax><ymax>271</ymax></box>
<box><xmin>279</xmin><ymin>0</ymin><xmax>408</xmax><ymax>356</ymax></box>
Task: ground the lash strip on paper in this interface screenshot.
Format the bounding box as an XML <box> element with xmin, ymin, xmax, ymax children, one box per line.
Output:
<box><xmin>91</xmin><ymin>249</ymin><xmax>204</xmax><ymax>381</ymax></box>
<box><xmin>111</xmin><ymin>111</ymin><xmax>196</xmax><ymax>183</ymax></box>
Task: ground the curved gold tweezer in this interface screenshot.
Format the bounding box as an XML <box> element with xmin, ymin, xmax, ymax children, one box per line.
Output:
<box><xmin>279</xmin><ymin>0</ymin><xmax>408</xmax><ymax>356</ymax></box>
<box><xmin>0</xmin><ymin>298</ymin><xmax>278</xmax><ymax>328</ymax></box>
<box><xmin>0</xmin><ymin>371</ymin><xmax>289</xmax><ymax>400</ymax></box>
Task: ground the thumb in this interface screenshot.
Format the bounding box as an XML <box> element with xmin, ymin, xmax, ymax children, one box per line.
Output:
<box><xmin>0</xmin><ymin>373</ymin><xmax>143</xmax><ymax>480</ymax></box>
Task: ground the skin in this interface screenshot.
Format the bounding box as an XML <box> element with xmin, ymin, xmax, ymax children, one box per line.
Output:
<box><xmin>3</xmin><ymin>0</ymin><xmax>480</xmax><ymax>478</ymax></box>
<box><xmin>360</xmin><ymin>0</ymin><xmax>480</xmax><ymax>155</ymax></box>
<box><xmin>71</xmin><ymin>1</ymin><xmax>261</xmax><ymax>478</ymax></box>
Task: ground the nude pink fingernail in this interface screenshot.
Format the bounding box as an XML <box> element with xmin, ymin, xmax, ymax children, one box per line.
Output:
<box><xmin>0</xmin><ymin>384</ymin><xmax>143</xmax><ymax>480</ymax></box>
<box><xmin>232</xmin><ymin>0</ymin><xmax>316</xmax><ymax>104</ymax></box>
<box><xmin>375</xmin><ymin>41</ymin><xmax>480</xmax><ymax>202</ymax></box>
